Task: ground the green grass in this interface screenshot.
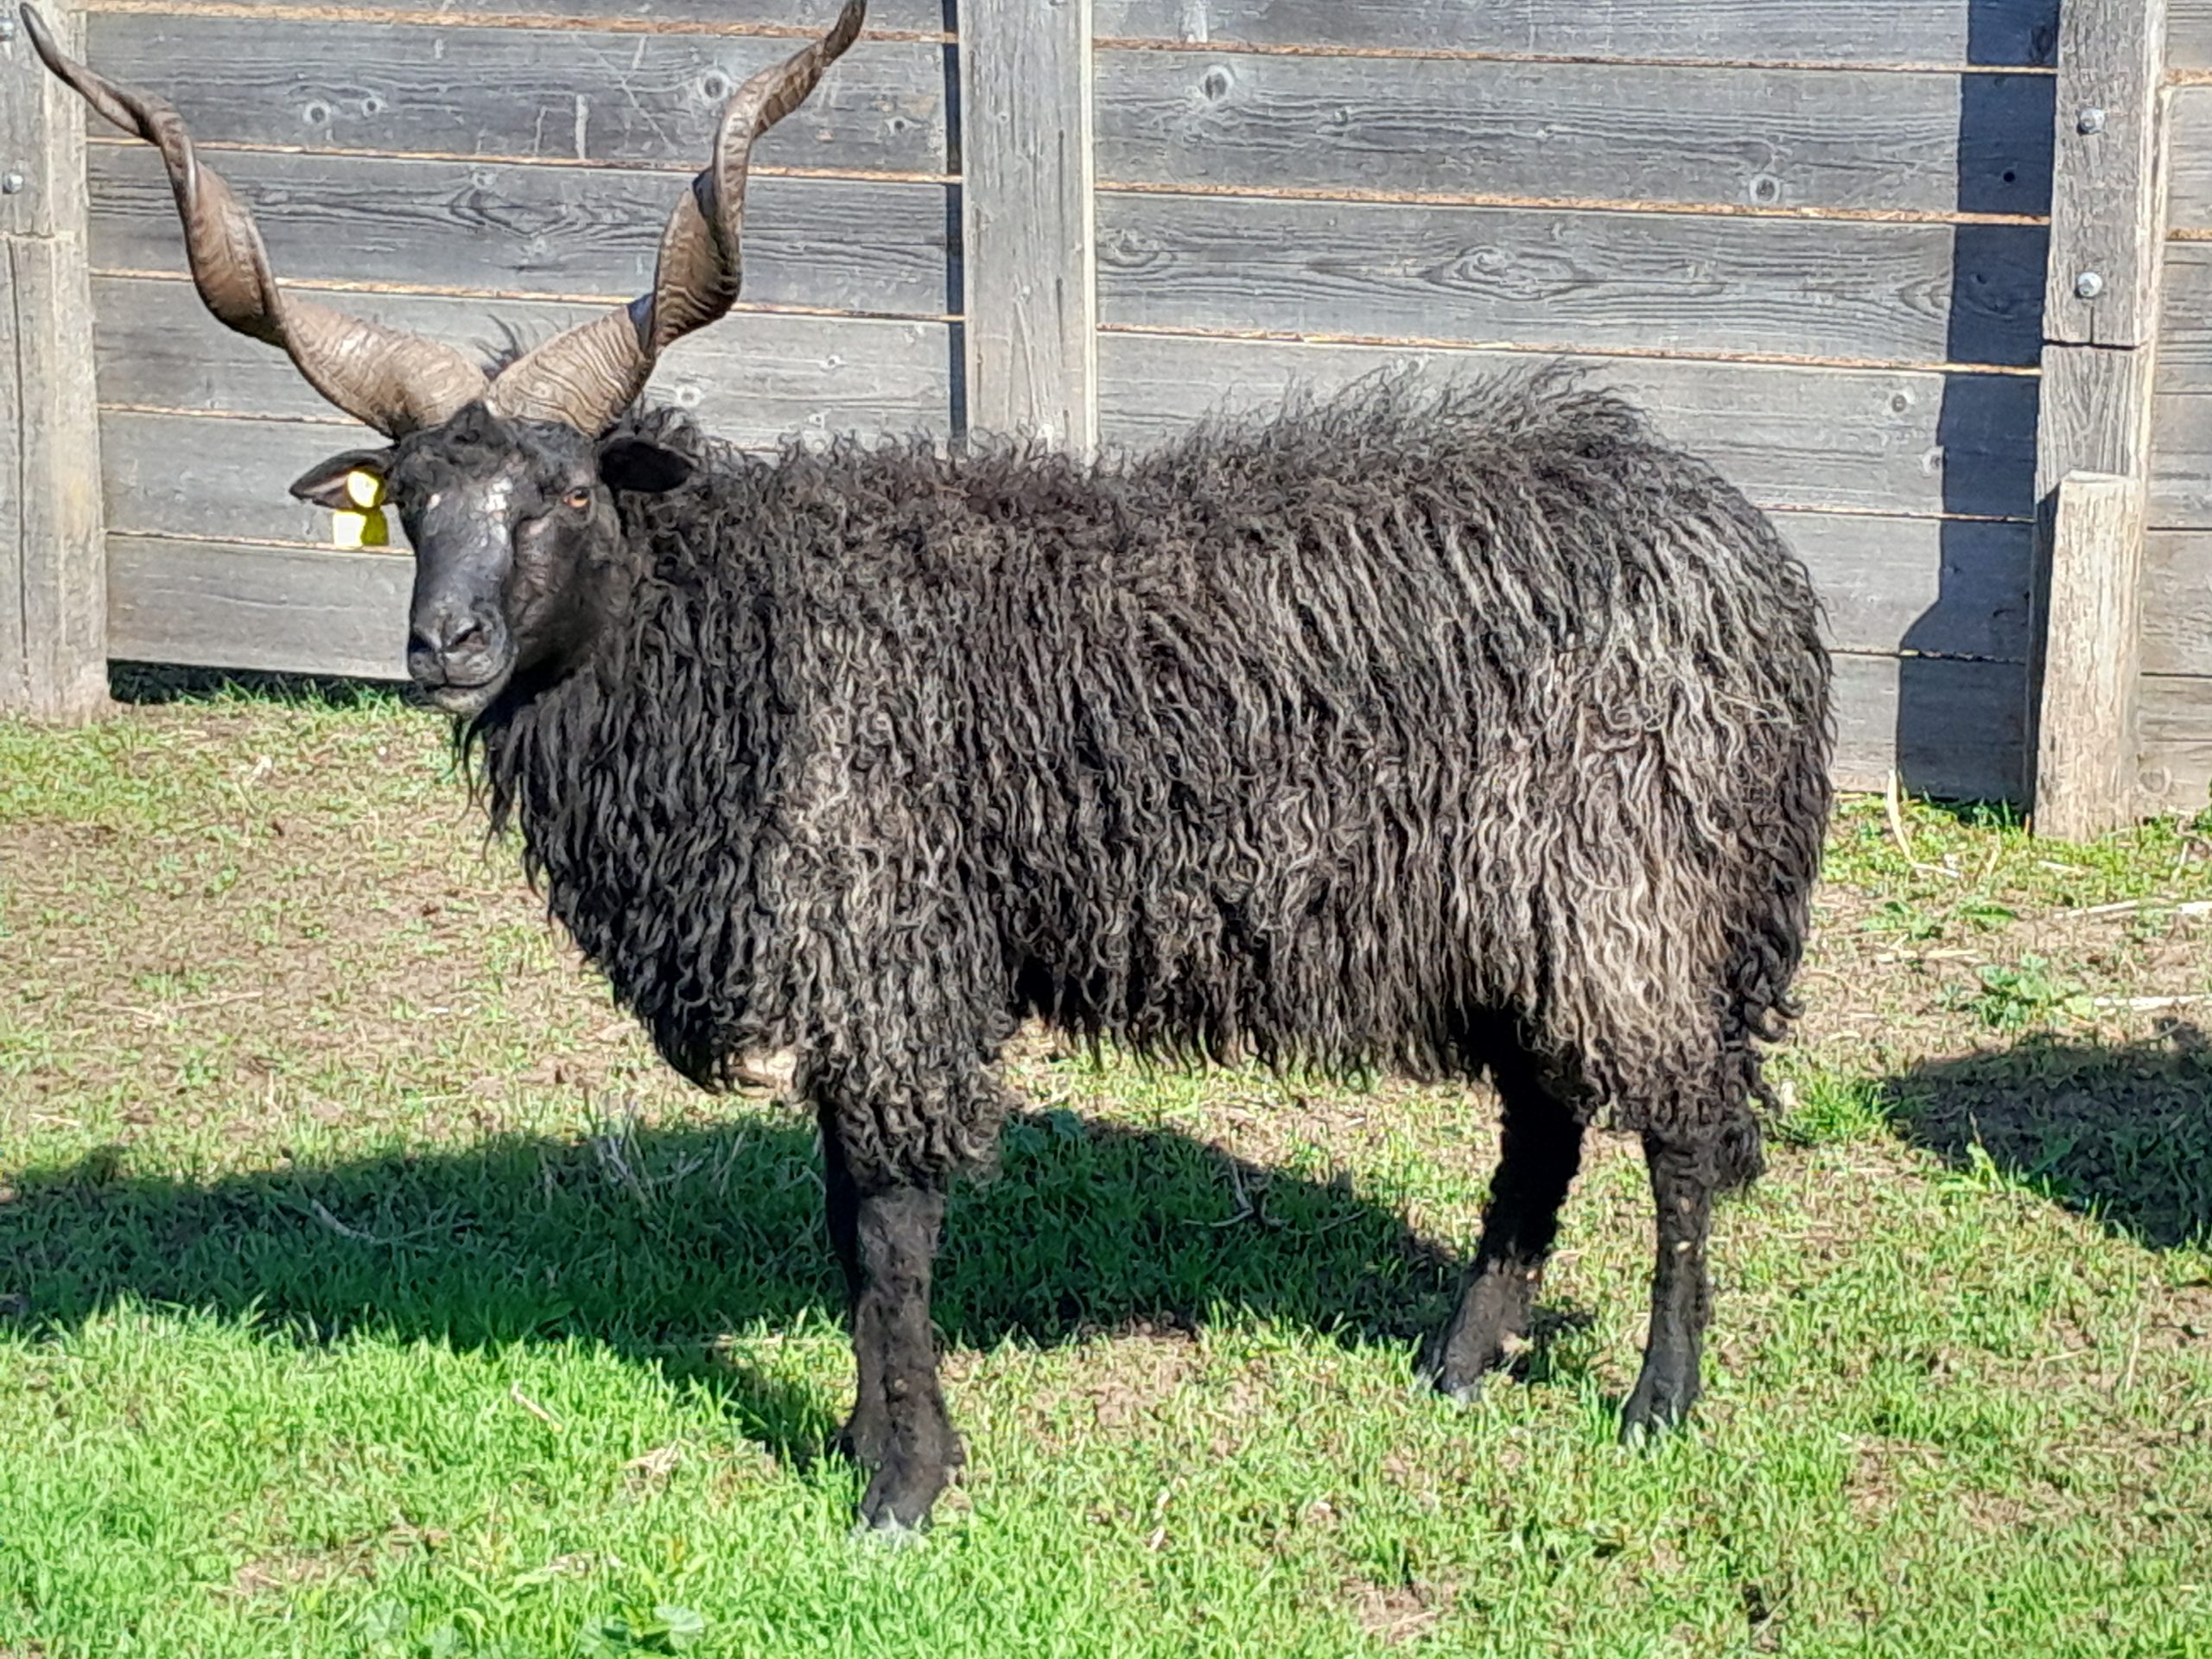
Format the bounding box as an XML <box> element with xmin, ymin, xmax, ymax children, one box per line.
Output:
<box><xmin>3</xmin><ymin>690</ymin><xmax>2209</xmax><ymax>1657</ymax></box>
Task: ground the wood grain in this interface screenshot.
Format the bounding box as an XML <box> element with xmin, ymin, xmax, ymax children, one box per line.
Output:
<box><xmin>92</xmin><ymin>276</ymin><xmax>957</xmax><ymax>440</ymax></box>
<box><xmin>959</xmin><ymin>0</ymin><xmax>1098</xmax><ymax>448</ymax></box>
<box><xmin>2141</xmin><ymin>531</ymin><xmax>2212</xmax><ymax>677</ymax></box>
<box><xmin>106</xmin><ymin>537</ymin><xmax>413</xmax><ymax>681</ymax></box>
<box><xmin>2032</xmin><ymin>472</ymin><xmax>2145</xmax><ymax>837</ymax></box>
<box><xmin>1095</xmin><ymin>50</ymin><xmax>2053</xmax><ymax>218</ymax></box>
<box><xmin>1</xmin><ymin>4</ymin><xmax>110</xmax><ymax>719</ymax></box>
<box><xmin>82</xmin><ymin>12</ymin><xmax>950</xmax><ymax>174</ymax></box>
<box><xmin>95</xmin><ymin>352</ymin><xmax>953</xmax><ymax>548</ymax></box>
<box><xmin>2042</xmin><ymin>0</ymin><xmax>2168</xmax><ymax>346</ymax></box>
<box><xmin>1093</xmin><ymin>0</ymin><xmax>2061</xmax><ymax>69</ymax></box>
<box><xmin>1095</xmin><ymin>193</ymin><xmax>2049</xmax><ymax>368</ymax></box>
<box><xmin>86</xmin><ymin>145</ymin><xmax>958</xmax><ymax>318</ymax></box>
<box><xmin>90</xmin><ymin>0</ymin><xmax>957</xmax><ymax>33</ymax></box>
<box><xmin>2139</xmin><ymin>672</ymin><xmax>2212</xmax><ymax>803</ymax></box>
<box><xmin>1096</xmin><ymin>331</ymin><xmax>2037</xmax><ymax>518</ymax></box>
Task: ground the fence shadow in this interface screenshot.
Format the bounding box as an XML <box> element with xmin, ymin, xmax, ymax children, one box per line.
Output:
<box><xmin>0</xmin><ymin>1109</ymin><xmax>1472</xmax><ymax>1462</ymax></box>
<box><xmin>1884</xmin><ymin>1023</ymin><xmax>2212</xmax><ymax>1250</ymax></box>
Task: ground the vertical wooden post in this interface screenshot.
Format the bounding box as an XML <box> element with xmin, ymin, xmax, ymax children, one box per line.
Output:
<box><xmin>957</xmin><ymin>0</ymin><xmax>1097</xmax><ymax>454</ymax></box>
<box><xmin>0</xmin><ymin>2</ymin><xmax>109</xmax><ymax>720</ymax></box>
<box><xmin>2028</xmin><ymin>0</ymin><xmax>2168</xmax><ymax>837</ymax></box>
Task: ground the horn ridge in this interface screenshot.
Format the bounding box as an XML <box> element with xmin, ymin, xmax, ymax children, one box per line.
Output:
<box><xmin>19</xmin><ymin>3</ymin><xmax>488</xmax><ymax>436</ymax></box>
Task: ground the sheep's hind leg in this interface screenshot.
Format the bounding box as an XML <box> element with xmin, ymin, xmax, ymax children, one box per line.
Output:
<box><xmin>818</xmin><ymin>1110</ymin><xmax>889</xmax><ymax>1467</ymax></box>
<box><xmin>1620</xmin><ymin>1132</ymin><xmax>1714</xmax><ymax>1443</ymax></box>
<box><xmin>850</xmin><ymin>1181</ymin><xmax>963</xmax><ymax>1534</ymax></box>
<box><xmin>1427</xmin><ymin>1048</ymin><xmax>1584</xmax><ymax>1401</ymax></box>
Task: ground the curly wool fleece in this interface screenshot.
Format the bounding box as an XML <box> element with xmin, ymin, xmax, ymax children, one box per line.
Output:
<box><xmin>467</xmin><ymin>373</ymin><xmax>1833</xmax><ymax>1190</ymax></box>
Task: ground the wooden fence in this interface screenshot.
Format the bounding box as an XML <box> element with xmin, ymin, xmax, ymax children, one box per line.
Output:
<box><xmin>1</xmin><ymin>0</ymin><xmax>2207</xmax><ymax>827</ymax></box>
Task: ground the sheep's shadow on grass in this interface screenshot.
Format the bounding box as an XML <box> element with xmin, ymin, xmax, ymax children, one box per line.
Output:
<box><xmin>0</xmin><ymin>1109</ymin><xmax>1533</xmax><ymax>1465</ymax></box>
<box><xmin>1883</xmin><ymin>1023</ymin><xmax>2212</xmax><ymax>1251</ymax></box>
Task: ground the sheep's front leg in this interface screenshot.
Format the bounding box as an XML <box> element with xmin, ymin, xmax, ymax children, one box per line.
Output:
<box><xmin>1621</xmin><ymin>1133</ymin><xmax>1713</xmax><ymax>1441</ymax></box>
<box><xmin>849</xmin><ymin>1181</ymin><xmax>962</xmax><ymax>1533</ymax></box>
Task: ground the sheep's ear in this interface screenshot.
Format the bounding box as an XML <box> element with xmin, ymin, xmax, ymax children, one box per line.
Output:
<box><xmin>598</xmin><ymin>436</ymin><xmax>694</xmax><ymax>494</ymax></box>
<box><xmin>289</xmin><ymin>448</ymin><xmax>395</xmax><ymax>510</ymax></box>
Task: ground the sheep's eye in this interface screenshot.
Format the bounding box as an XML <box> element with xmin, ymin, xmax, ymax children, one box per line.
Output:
<box><xmin>563</xmin><ymin>487</ymin><xmax>592</xmax><ymax>512</ymax></box>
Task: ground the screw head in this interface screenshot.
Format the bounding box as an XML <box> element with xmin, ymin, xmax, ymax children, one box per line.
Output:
<box><xmin>0</xmin><ymin>16</ymin><xmax>16</xmax><ymax>41</ymax></box>
<box><xmin>2077</xmin><ymin>106</ymin><xmax>2107</xmax><ymax>135</ymax></box>
<box><xmin>2075</xmin><ymin>270</ymin><xmax>2106</xmax><ymax>300</ymax></box>
<box><xmin>0</xmin><ymin>173</ymin><xmax>24</xmax><ymax>197</ymax></box>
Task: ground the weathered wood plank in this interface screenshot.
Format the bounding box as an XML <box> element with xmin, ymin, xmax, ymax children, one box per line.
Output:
<box><xmin>107</xmin><ymin>538</ymin><xmax>412</xmax><ymax>681</ymax></box>
<box><xmin>92</xmin><ymin>276</ymin><xmax>957</xmax><ymax>440</ymax></box>
<box><xmin>1096</xmin><ymin>51</ymin><xmax>2053</xmax><ymax>218</ymax></box>
<box><xmin>1096</xmin><ymin>331</ymin><xmax>2037</xmax><ymax>518</ymax></box>
<box><xmin>959</xmin><ymin>0</ymin><xmax>1098</xmax><ymax>448</ymax></box>
<box><xmin>2151</xmin><ymin>86</ymin><xmax>2212</xmax><ymax>232</ymax></box>
<box><xmin>2043</xmin><ymin>0</ymin><xmax>2168</xmax><ymax>346</ymax></box>
<box><xmin>2142</xmin><ymin>531</ymin><xmax>2212</xmax><ymax>676</ymax></box>
<box><xmin>1831</xmin><ymin>652</ymin><xmax>2026</xmax><ymax>800</ymax></box>
<box><xmin>87</xmin><ymin>146</ymin><xmax>957</xmax><ymax>318</ymax></box>
<box><xmin>92</xmin><ymin>316</ymin><xmax>950</xmax><ymax>539</ymax></box>
<box><xmin>1783</xmin><ymin>514</ymin><xmax>2032</xmax><ymax>663</ymax></box>
<box><xmin>2136</xmin><ymin>251</ymin><xmax>2212</xmax><ymax>527</ymax></box>
<box><xmin>128</xmin><ymin>0</ymin><xmax>953</xmax><ymax>31</ymax></box>
<box><xmin>1093</xmin><ymin>0</ymin><xmax>2061</xmax><ymax>69</ymax></box>
<box><xmin>1095</xmin><ymin>194</ymin><xmax>2049</xmax><ymax>368</ymax></box>
<box><xmin>2032</xmin><ymin>473</ymin><xmax>2146</xmax><ymax>837</ymax></box>
<box><xmin>2138</xmin><ymin>672</ymin><xmax>2212</xmax><ymax>804</ymax></box>
<box><xmin>2169</xmin><ymin>3</ymin><xmax>2212</xmax><ymax>71</ymax></box>
<box><xmin>1</xmin><ymin>3</ymin><xmax>110</xmax><ymax>720</ymax></box>
<box><xmin>82</xmin><ymin>14</ymin><xmax>948</xmax><ymax>174</ymax></box>
<box><xmin>2145</xmin><ymin>393</ymin><xmax>2212</xmax><ymax>529</ymax></box>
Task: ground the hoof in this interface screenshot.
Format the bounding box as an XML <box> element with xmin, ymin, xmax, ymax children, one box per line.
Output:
<box><xmin>1618</xmin><ymin>1377</ymin><xmax>1699</xmax><ymax>1448</ymax></box>
<box><xmin>856</xmin><ymin>1452</ymin><xmax>950</xmax><ymax>1534</ymax></box>
<box><xmin>1420</xmin><ymin>1363</ymin><xmax>1488</xmax><ymax>1408</ymax></box>
<box><xmin>850</xmin><ymin>1516</ymin><xmax>927</xmax><ymax>1549</ymax></box>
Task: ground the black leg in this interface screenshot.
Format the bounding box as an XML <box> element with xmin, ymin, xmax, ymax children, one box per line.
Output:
<box><xmin>819</xmin><ymin>1111</ymin><xmax>890</xmax><ymax>1467</ymax></box>
<box><xmin>851</xmin><ymin>1181</ymin><xmax>962</xmax><ymax>1532</ymax></box>
<box><xmin>1428</xmin><ymin>1051</ymin><xmax>1585</xmax><ymax>1400</ymax></box>
<box><xmin>1621</xmin><ymin>1132</ymin><xmax>1714</xmax><ymax>1442</ymax></box>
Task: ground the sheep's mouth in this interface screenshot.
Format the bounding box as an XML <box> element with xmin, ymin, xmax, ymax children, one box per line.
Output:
<box><xmin>405</xmin><ymin>669</ymin><xmax>509</xmax><ymax>717</ymax></box>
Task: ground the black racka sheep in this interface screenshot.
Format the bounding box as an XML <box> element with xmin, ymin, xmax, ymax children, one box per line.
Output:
<box><xmin>29</xmin><ymin>0</ymin><xmax>1832</xmax><ymax>1534</ymax></box>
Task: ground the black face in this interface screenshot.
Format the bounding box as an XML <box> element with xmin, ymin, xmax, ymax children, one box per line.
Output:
<box><xmin>290</xmin><ymin>404</ymin><xmax>692</xmax><ymax>717</ymax></box>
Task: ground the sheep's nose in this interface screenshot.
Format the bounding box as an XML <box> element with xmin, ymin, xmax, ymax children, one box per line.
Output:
<box><xmin>408</xmin><ymin>604</ymin><xmax>499</xmax><ymax>684</ymax></box>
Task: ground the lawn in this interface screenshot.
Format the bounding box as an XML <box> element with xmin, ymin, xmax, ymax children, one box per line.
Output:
<box><xmin>2</xmin><ymin>683</ymin><xmax>2209</xmax><ymax>1658</ymax></box>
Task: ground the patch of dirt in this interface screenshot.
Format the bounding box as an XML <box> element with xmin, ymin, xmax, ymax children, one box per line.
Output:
<box><xmin>1346</xmin><ymin>1576</ymin><xmax>1455</xmax><ymax>1647</ymax></box>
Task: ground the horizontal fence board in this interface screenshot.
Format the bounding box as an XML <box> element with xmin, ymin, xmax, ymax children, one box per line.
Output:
<box><xmin>2141</xmin><ymin>674</ymin><xmax>2212</xmax><ymax>803</ymax></box>
<box><xmin>92</xmin><ymin>316</ymin><xmax>950</xmax><ymax>539</ymax></box>
<box><xmin>1096</xmin><ymin>332</ymin><xmax>2037</xmax><ymax>518</ymax></box>
<box><xmin>1831</xmin><ymin>652</ymin><xmax>2025</xmax><ymax>798</ymax></box>
<box><xmin>92</xmin><ymin>277</ymin><xmax>957</xmax><ymax>442</ymax></box>
<box><xmin>87</xmin><ymin>147</ymin><xmax>957</xmax><ymax>319</ymax></box>
<box><xmin>1094</xmin><ymin>194</ymin><xmax>2048</xmax><ymax>368</ymax></box>
<box><xmin>1783</xmin><ymin>514</ymin><xmax>2031</xmax><ymax>662</ymax></box>
<box><xmin>108</xmin><ymin>538</ymin><xmax>412</xmax><ymax>681</ymax></box>
<box><xmin>106</xmin><ymin>0</ymin><xmax>958</xmax><ymax>30</ymax></box>
<box><xmin>2145</xmin><ymin>250</ymin><xmax>2212</xmax><ymax>528</ymax></box>
<box><xmin>2143</xmin><ymin>531</ymin><xmax>2212</xmax><ymax>677</ymax></box>
<box><xmin>1095</xmin><ymin>51</ymin><xmax>2053</xmax><ymax>218</ymax></box>
<box><xmin>1094</xmin><ymin>0</ymin><xmax>2061</xmax><ymax>68</ymax></box>
<box><xmin>2158</xmin><ymin>86</ymin><xmax>2212</xmax><ymax>233</ymax></box>
<box><xmin>2171</xmin><ymin>3</ymin><xmax>2212</xmax><ymax>71</ymax></box>
<box><xmin>105</xmin><ymin>542</ymin><xmax>2022</xmax><ymax>797</ymax></box>
<box><xmin>82</xmin><ymin>14</ymin><xmax>950</xmax><ymax>174</ymax></box>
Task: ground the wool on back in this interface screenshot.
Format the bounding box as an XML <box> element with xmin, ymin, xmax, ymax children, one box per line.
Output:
<box><xmin>473</xmin><ymin>373</ymin><xmax>1832</xmax><ymax>1184</ymax></box>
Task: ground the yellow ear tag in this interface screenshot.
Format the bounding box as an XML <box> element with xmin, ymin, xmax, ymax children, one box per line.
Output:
<box><xmin>332</xmin><ymin>469</ymin><xmax>390</xmax><ymax>549</ymax></box>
